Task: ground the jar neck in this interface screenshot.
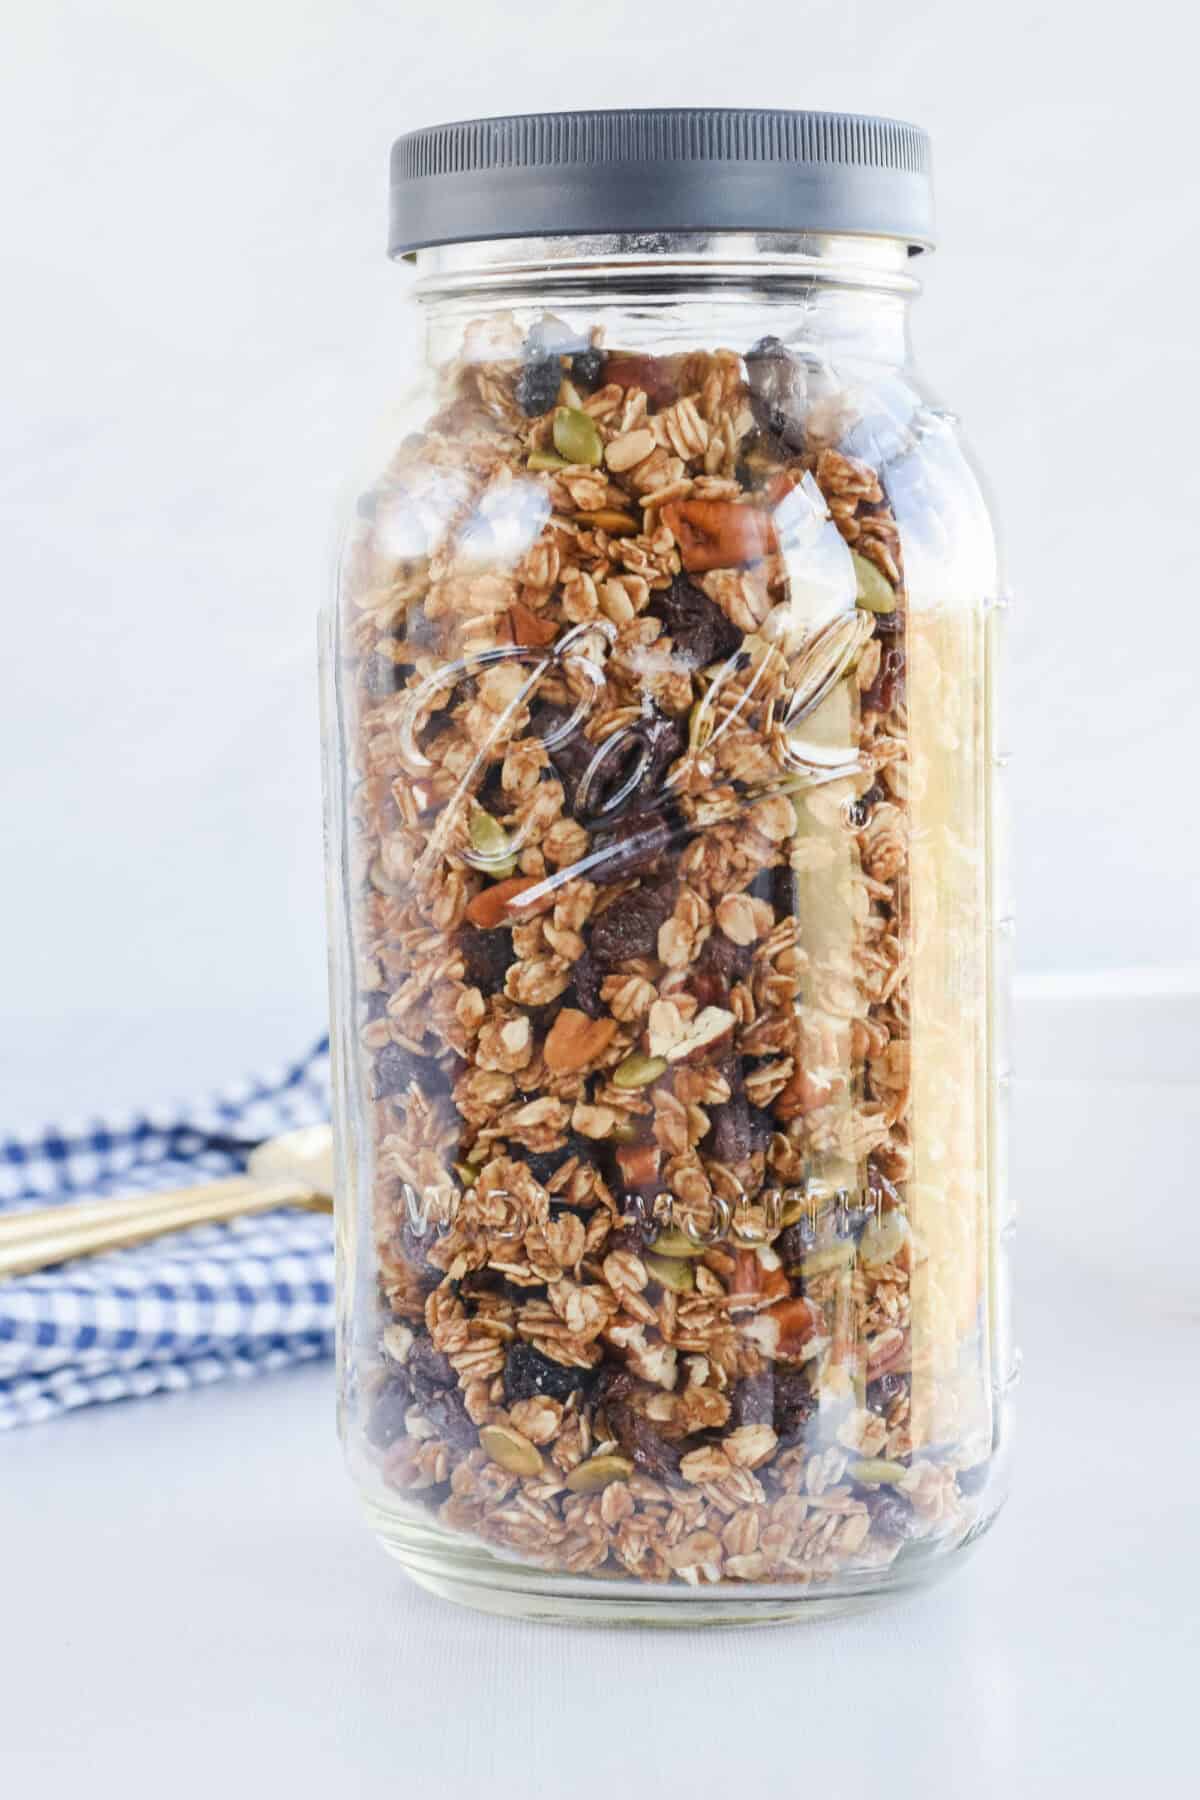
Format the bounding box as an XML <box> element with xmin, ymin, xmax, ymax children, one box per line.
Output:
<box><xmin>408</xmin><ymin>230</ymin><xmax>921</xmax><ymax>369</ymax></box>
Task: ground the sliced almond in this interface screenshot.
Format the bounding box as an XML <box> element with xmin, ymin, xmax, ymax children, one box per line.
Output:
<box><xmin>663</xmin><ymin>1005</ymin><xmax>736</xmax><ymax>1064</ymax></box>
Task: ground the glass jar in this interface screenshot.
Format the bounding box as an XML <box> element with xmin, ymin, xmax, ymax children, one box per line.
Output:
<box><xmin>323</xmin><ymin>110</ymin><xmax>1012</xmax><ymax>1625</ymax></box>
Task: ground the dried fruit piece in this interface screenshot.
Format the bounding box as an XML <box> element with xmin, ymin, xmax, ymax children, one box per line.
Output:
<box><xmin>552</xmin><ymin>406</ymin><xmax>603</xmax><ymax>467</ymax></box>
<box><xmin>503</xmin><ymin>1342</ymin><xmax>593</xmax><ymax>1405</ymax></box>
<box><xmin>458</xmin><ymin>927</ymin><xmax>514</xmax><ymax>995</ymax></box>
<box><xmin>648</xmin><ymin>573</ymin><xmax>743</xmax><ymax>669</ymax></box>
<box><xmin>515</xmin><ymin>357</ymin><xmax>563</xmax><ymax>417</ymax></box>
<box><xmin>605</xmin><ymin>1398</ymin><xmax>682</xmax><ymax>1480</ymax></box>
<box><xmin>564</xmin><ymin>1452</ymin><xmax>634</xmax><ymax>1493</ymax></box>
<box><xmin>419</xmin><ymin>1387</ymin><xmax>478</xmax><ymax>1452</ymax></box>
<box><xmin>589</xmin><ymin>879</ymin><xmax>677</xmax><ymax>966</ymax></box>
<box><xmin>588</xmin><ymin>809</ymin><xmax>678</xmax><ymax>884</ymax></box>
<box><xmin>570</xmin><ymin>346</ymin><xmax>606</xmax><ymax>390</ymax></box>
<box><xmin>612</xmin><ymin>1051</ymin><xmax>668</xmax><ymax>1090</ymax></box>
<box><xmin>852</xmin><ymin>550</ymin><xmax>897</xmax><ymax>613</ymax></box>
<box><xmin>744</xmin><ymin>336</ymin><xmax>807</xmax><ymax>452</ymax></box>
<box><xmin>544</xmin><ymin>1008</ymin><xmax>618</xmax><ymax>1073</ymax></box>
<box><xmin>869</xmin><ymin>1492</ymin><xmax>920</xmax><ymax>1540</ymax></box>
<box><xmin>662</xmin><ymin>498</ymin><xmax>777</xmax><ymax>573</ymax></box>
<box><xmin>372</xmin><ymin>1042</ymin><xmax>416</xmax><ymax>1101</ymax></box>
<box><xmin>604</xmin><ymin>352</ymin><xmax>676</xmax><ymax>408</ymax></box>
<box><xmin>479</xmin><ymin>1423</ymin><xmax>544</xmax><ymax>1476</ymax></box>
<box><xmin>465</xmin><ymin>875</ymin><xmax>549</xmax><ymax>928</ymax></box>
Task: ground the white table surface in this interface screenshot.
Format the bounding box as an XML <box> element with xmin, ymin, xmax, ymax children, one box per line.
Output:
<box><xmin>5</xmin><ymin>1076</ymin><xmax>1197</xmax><ymax>1800</ymax></box>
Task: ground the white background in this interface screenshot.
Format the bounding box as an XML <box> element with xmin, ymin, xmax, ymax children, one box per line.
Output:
<box><xmin>3</xmin><ymin>0</ymin><xmax>1196</xmax><ymax>1120</ymax></box>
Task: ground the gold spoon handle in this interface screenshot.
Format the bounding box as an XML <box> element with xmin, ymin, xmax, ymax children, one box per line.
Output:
<box><xmin>0</xmin><ymin>1176</ymin><xmax>330</xmax><ymax>1281</ymax></box>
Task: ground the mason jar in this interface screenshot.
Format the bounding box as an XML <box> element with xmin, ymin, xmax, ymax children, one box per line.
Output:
<box><xmin>323</xmin><ymin>109</ymin><xmax>1012</xmax><ymax>1625</ymax></box>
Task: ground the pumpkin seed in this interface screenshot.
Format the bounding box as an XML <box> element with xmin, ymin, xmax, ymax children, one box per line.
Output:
<box><xmin>468</xmin><ymin>807</ymin><xmax>517</xmax><ymax>877</ymax></box>
<box><xmin>648</xmin><ymin>1226</ymin><xmax>709</xmax><ymax>1259</ymax></box>
<box><xmin>479</xmin><ymin>1424</ymin><xmax>543</xmax><ymax>1477</ymax></box>
<box><xmin>527</xmin><ymin>449</ymin><xmax>569</xmax><ymax>473</ymax></box>
<box><xmin>848</xmin><ymin>1458</ymin><xmax>909</xmax><ymax>1486</ymax></box>
<box><xmin>644</xmin><ymin>1251</ymin><xmax>695</xmax><ymax>1292</ymax></box>
<box><xmin>799</xmin><ymin>1241</ymin><xmax>858</xmax><ymax>1278</ymax></box>
<box><xmin>552</xmin><ymin>406</ymin><xmax>603</xmax><ymax>468</ymax></box>
<box><xmin>564</xmin><ymin>1453</ymin><xmax>634</xmax><ymax>1494</ymax></box>
<box><xmin>612</xmin><ymin>1052</ymin><xmax>667</xmax><ymax>1090</ymax></box>
<box><xmin>852</xmin><ymin>551</ymin><xmax>897</xmax><ymax>614</ymax></box>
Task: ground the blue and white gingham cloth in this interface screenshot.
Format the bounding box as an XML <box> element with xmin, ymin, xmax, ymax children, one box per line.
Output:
<box><xmin>0</xmin><ymin>1040</ymin><xmax>335</xmax><ymax>1430</ymax></box>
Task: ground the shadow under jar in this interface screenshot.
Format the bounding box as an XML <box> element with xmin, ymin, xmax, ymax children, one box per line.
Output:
<box><xmin>322</xmin><ymin>110</ymin><xmax>1013</xmax><ymax>1625</ymax></box>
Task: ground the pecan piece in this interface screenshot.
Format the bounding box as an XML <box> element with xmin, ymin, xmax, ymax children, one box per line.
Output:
<box><xmin>662</xmin><ymin>499</ymin><xmax>778</xmax><ymax>573</ymax></box>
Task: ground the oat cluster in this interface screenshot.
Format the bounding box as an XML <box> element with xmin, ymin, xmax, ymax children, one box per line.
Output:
<box><xmin>339</xmin><ymin>314</ymin><xmax>991</xmax><ymax>1588</ymax></box>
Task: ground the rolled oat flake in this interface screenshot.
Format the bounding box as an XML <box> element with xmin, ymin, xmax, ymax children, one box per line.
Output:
<box><xmin>326</xmin><ymin>109</ymin><xmax>1010</xmax><ymax>1625</ymax></box>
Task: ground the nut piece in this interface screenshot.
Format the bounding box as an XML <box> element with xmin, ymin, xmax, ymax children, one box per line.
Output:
<box><xmin>479</xmin><ymin>1423</ymin><xmax>544</xmax><ymax>1477</ymax></box>
<box><xmin>605</xmin><ymin>427</ymin><xmax>656</xmax><ymax>472</ymax></box>
<box><xmin>564</xmin><ymin>1453</ymin><xmax>634</xmax><ymax>1493</ymax></box>
<box><xmin>662</xmin><ymin>498</ymin><xmax>778</xmax><ymax>573</ymax></box>
<box><xmin>543</xmin><ymin>1008</ymin><xmax>618</xmax><ymax>1073</ymax></box>
<box><xmin>553</xmin><ymin>406</ymin><xmax>603</xmax><ymax>468</ymax></box>
<box><xmin>663</xmin><ymin>1005</ymin><xmax>736</xmax><ymax>1065</ymax></box>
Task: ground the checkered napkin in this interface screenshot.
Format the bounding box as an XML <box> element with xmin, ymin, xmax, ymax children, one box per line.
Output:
<box><xmin>0</xmin><ymin>1041</ymin><xmax>335</xmax><ymax>1430</ymax></box>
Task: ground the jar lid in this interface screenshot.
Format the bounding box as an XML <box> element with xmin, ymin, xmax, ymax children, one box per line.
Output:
<box><xmin>389</xmin><ymin>108</ymin><xmax>934</xmax><ymax>257</ymax></box>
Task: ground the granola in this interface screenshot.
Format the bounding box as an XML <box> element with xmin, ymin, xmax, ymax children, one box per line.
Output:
<box><xmin>338</xmin><ymin>320</ymin><xmax>992</xmax><ymax>1589</ymax></box>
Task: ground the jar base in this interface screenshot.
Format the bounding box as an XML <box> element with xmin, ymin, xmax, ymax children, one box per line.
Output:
<box><xmin>363</xmin><ymin>1495</ymin><xmax>998</xmax><ymax>1629</ymax></box>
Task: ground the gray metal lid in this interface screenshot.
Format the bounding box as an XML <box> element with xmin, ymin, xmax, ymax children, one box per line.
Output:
<box><xmin>390</xmin><ymin>109</ymin><xmax>934</xmax><ymax>257</ymax></box>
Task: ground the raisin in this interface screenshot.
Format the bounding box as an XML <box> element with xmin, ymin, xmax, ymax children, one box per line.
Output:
<box><xmin>363</xmin><ymin>990</ymin><xmax>389</xmax><ymax>1023</ymax></box>
<box><xmin>365</xmin><ymin>1374</ymin><xmax>411</xmax><ymax>1449</ymax></box>
<box><xmin>362</xmin><ymin>653</ymin><xmax>401</xmax><ymax>699</ymax></box>
<box><xmin>399</xmin><ymin>1217</ymin><xmax>443</xmax><ymax>1286</ymax></box>
<box><xmin>606</xmin><ymin>1398</ymin><xmax>683</xmax><ymax>1481</ymax></box>
<box><xmin>648</xmin><ymin>573</ymin><xmax>743</xmax><ymax>670</ymax></box>
<box><xmin>773</xmin><ymin>1367</ymin><xmax>817</xmax><ymax>1443</ymax></box>
<box><xmin>588</xmin><ymin>809</ymin><xmax>678</xmax><ymax>885</ymax></box>
<box><xmin>589</xmin><ymin>877</ymin><xmax>677</xmax><ymax>967</ymax></box>
<box><xmin>373</xmin><ymin>1042</ymin><xmax>417</xmax><ymax>1101</ymax></box>
<box><xmin>708</xmin><ymin>1057</ymin><xmax>760</xmax><ymax>1164</ymax></box>
<box><xmin>419</xmin><ymin>1386</ymin><xmax>478</xmax><ymax>1451</ymax></box>
<box><xmin>698</xmin><ymin>931</ymin><xmax>753</xmax><ymax>988</ymax></box>
<box><xmin>867</xmin><ymin>1370</ymin><xmax>910</xmax><ymax>1413</ymax></box>
<box><xmin>568</xmin><ymin>947</ymin><xmax>602</xmax><ymax>1017</ymax></box>
<box><xmin>522</xmin><ymin>1134</ymin><xmax>592</xmax><ymax>1186</ymax></box>
<box><xmin>778</xmin><ymin>1216</ymin><xmax>819</xmax><ymax>1270</ymax></box>
<box><xmin>571</xmin><ymin>346</ymin><xmax>606</xmax><ymax>390</ymax></box>
<box><xmin>406</xmin><ymin>1336</ymin><xmax>456</xmax><ymax>1402</ymax></box>
<box><xmin>745</xmin><ymin>336</ymin><xmax>806</xmax><ymax>453</ymax></box>
<box><xmin>730</xmin><ymin>1372</ymin><xmax>774</xmax><ymax>1429</ymax></box>
<box><xmin>862</xmin><ymin>644</ymin><xmax>906</xmax><ymax>715</ymax></box>
<box><xmin>458</xmin><ymin>926</ymin><xmax>514</xmax><ymax>996</ymax></box>
<box><xmin>400</xmin><ymin>601</ymin><xmax>439</xmax><ymax>652</ymax></box>
<box><xmin>957</xmin><ymin>1459</ymin><xmax>991</xmax><ymax>1496</ymax></box>
<box><xmin>529</xmin><ymin>701</ymin><xmax>593</xmax><ymax>807</ymax></box>
<box><xmin>503</xmin><ymin>1342</ymin><xmax>594</xmax><ymax>1405</ymax></box>
<box><xmin>515</xmin><ymin>356</ymin><xmax>562</xmax><ymax>417</ymax></box>
<box><xmin>868</xmin><ymin>1491</ymin><xmax>919</xmax><ymax>1540</ymax></box>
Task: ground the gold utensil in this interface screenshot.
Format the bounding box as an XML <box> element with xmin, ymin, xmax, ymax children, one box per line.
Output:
<box><xmin>0</xmin><ymin>1124</ymin><xmax>335</xmax><ymax>1280</ymax></box>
